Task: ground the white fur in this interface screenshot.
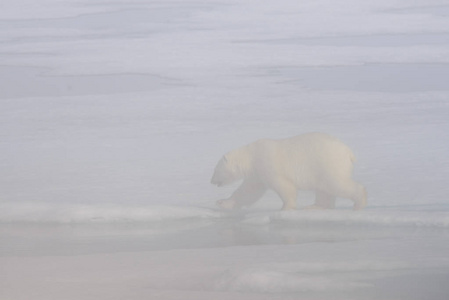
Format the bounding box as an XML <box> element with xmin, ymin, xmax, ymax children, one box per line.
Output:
<box><xmin>211</xmin><ymin>132</ymin><xmax>367</xmax><ymax>211</ymax></box>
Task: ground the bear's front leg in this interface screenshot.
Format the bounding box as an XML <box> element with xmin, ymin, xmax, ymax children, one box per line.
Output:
<box><xmin>216</xmin><ymin>198</ymin><xmax>238</xmax><ymax>210</ymax></box>
<box><xmin>273</xmin><ymin>180</ymin><xmax>298</xmax><ymax>210</ymax></box>
<box><xmin>216</xmin><ymin>178</ymin><xmax>266</xmax><ymax>210</ymax></box>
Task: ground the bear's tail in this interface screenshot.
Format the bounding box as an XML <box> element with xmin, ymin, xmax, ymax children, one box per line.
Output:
<box><xmin>349</xmin><ymin>151</ymin><xmax>356</xmax><ymax>164</ymax></box>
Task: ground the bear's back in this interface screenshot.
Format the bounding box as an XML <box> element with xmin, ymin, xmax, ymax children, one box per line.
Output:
<box><xmin>261</xmin><ymin>133</ymin><xmax>355</xmax><ymax>189</ymax></box>
<box><xmin>284</xmin><ymin>132</ymin><xmax>352</xmax><ymax>156</ymax></box>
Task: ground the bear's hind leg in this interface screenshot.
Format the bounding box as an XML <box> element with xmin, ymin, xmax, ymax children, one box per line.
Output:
<box><xmin>336</xmin><ymin>180</ymin><xmax>367</xmax><ymax>211</ymax></box>
<box><xmin>304</xmin><ymin>191</ymin><xmax>336</xmax><ymax>210</ymax></box>
<box><xmin>353</xmin><ymin>184</ymin><xmax>367</xmax><ymax>210</ymax></box>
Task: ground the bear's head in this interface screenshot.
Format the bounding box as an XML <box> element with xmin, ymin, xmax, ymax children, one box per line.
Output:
<box><xmin>210</xmin><ymin>154</ymin><xmax>242</xmax><ymax>187</ymax></box>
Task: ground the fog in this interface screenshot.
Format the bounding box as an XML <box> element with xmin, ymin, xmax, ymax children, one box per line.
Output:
<box><xmin>1</xmin><ymin>0</ymin><xmax>449</xmax><ymax>299</ymax></box>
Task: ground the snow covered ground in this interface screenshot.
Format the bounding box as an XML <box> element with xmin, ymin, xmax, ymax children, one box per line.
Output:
<box><xmin>1</xmin><ymin>0</ymin><xmax>449</xmax><ymax>299</ymax></box>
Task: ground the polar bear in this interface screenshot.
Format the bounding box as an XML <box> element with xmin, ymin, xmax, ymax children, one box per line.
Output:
<box><xmin>210</xmin><ymin>133</ymin><xmax>366</xmax><ymax>211</ymax></box>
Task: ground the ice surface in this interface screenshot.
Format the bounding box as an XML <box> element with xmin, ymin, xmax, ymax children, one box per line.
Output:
<box><xmin>1</xmin><ymin>0</ymin><xmax>449</xmax><ymax>299</ymax></box>
<box><xmin>2</xmin><ymin>201</ymin><xmax>448</xmax><ymax>229</ymax></box>
<box><xmin>2</xmin><ymin>224</ymin><xmax>449</xmax><ymax>299</ymax></box>
<box><xmin>0</xmin><ymin>202</ymin><xmax>221</xmax><ymax>223</ymax></box>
